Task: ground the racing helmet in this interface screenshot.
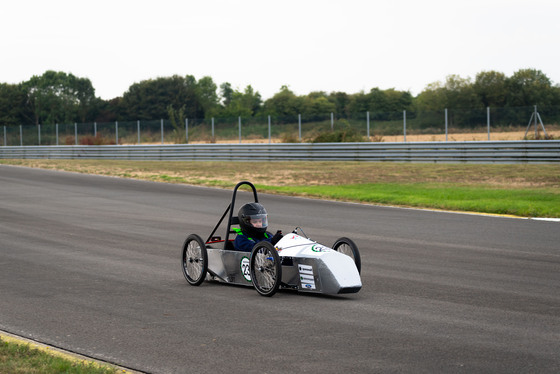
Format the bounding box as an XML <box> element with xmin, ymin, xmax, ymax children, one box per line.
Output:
<box><xmin>238</xmin><ymin>202</ymin><xmax>268</xmax><ymax>237</ymax></box>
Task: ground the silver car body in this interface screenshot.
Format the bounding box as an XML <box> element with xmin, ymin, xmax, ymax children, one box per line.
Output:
<box><xmin>206</xmin><ymin>233</ymin><xmax>362</xmax><ymax>294</ymax></box>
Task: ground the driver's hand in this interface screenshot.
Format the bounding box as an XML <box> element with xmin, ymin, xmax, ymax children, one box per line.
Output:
<box><xmin>271</xmin><ymin>230</ymin><xmax>283</xmax><ymax>245</ymax></box>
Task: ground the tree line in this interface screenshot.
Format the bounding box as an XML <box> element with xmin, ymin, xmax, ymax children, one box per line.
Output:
<box><xmin>1</xmin><ymin>68</ymin><xmax>559</xmax><ymax>128</ymax></box>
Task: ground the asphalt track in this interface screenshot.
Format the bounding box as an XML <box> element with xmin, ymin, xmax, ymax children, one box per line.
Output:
<box><xmin>1</xmin><ymin>165</ymin><xmax>559</xmax><ymax>374</ymax></box>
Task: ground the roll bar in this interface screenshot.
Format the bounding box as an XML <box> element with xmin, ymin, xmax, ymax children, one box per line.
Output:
<box><xmin>205</xmin><ymin>181</ymin><xmax>259</xmax><ymax>247</ymax></box>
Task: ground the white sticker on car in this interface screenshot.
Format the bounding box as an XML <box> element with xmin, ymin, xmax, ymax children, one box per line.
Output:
<box><xmin>241</xmin><ymin>257</ymin><xmax>251</xmax><ymax>282</ymax></box>
<box><xmin>298</xmin><ymin>264</ymin><xmax>316</xmax><ymax>290</ymax></box>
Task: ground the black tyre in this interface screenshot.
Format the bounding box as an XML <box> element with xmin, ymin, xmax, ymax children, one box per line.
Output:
<box><xmin>332</xmin><ymin>237</ymin><xmax>361</xmax><ymax>274</ymax></box>
<box><xmin>250</xmin><ymin>241</ymin><xmax>282</xmax><ymax>297</ymax></box>
<box><xmin>181</xmin><ymin>234</ymin><xmax>208</xmax><ymax>286</ymax></box>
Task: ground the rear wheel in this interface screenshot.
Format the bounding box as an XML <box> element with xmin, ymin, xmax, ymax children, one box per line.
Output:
<box><xmin>332</xmin><ymin>237</ymin><xmax>361</xmax><ymax>274</ymax></box>
<box><xmin>181</xmin><ymin>234</ymin><xmax>208</xmax><ymax>286</ymax></box>
<box><xmin>250</xmin><ymin>241</ymin><xmax>282</xmax><ymax>297</ymax></box>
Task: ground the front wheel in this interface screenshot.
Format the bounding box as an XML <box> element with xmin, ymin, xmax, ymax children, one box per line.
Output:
<box><xmin>250</xmin><ymin>241</ymin><xmax>282</xmax><ymax>297</ymax></box>
<box><xmin>332</xmin><ymin>237</ymin><xmax>361</xmax><ymax>274</ymax></box>
<box><xmin>181</xmin><ymin>234</ymin><xmax>208</xmax><ymax>286</ymax></box>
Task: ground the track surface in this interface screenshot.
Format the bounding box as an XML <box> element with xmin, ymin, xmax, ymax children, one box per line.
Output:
<box><xmin>1</xmin><ymin>165</ymin><xmax>559</xmax><ymax>373</ymax></box>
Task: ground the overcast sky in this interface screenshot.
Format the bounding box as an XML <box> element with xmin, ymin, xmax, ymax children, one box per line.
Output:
<box><xmin>2</xmin><ymin>0</ymin><xmax>559</xmax><ymax>100</ymax></box>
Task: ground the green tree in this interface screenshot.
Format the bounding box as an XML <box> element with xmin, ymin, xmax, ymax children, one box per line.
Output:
<box><xmin>121</xmin><ymin>75</ymin><xmax>208</xmax><ymax>120</ymax></box>
<box><xmin>94</xmin><ymin>97</ymin><xmax>122</xmax><ymax>122</ymax></box>
<box><xmin>301</xmin><ymin>91</ymin><xmax>336</xmax><ymax>120</ymax></box>
<box><xmin>473</xmin><ymin>70</ymin><xmax>508</xmax><ymax>108</ymax></box>
<box><xmin>220</xmin><ymin>82</ymin><xmax>234</xmax><ymax>107</ymax></box>
<box><xmin>346</xmin><ymin>88</ymin><xmax>413</xmax><ymax>120</ymax></box>
<box><xmin>23</xmin><ymin>70</ymin><xmax>96</xmax><ymax>125</ymax></box>
<box><xmin>415</xmin><ymin>75</ymin><xmax>478</xmax><ymax>111</ymax></box>
<box><xmin>506</xmin><ymin>68</ymin><xmax>556</xmax><ymax>107</ymax></box>
<box><xmin>345</xmin><ymin>91</ymin><xmax>370</xmax><ymax>115</ymax></box>
<box><xmin>328</xmin><ymin>91</ymin><xmax>350</xmax><ymax>117</ymax></box>
<box><xmin>196</xmin><ymin>76</ymin><xmax>219</xmax><ymax>118</ymax></box>
<box><xmin>0</xmin><ymin>83</ymin><xmax>32</xmax><ymax>126</ymax></box>
<box><xmin>219</xmin><ymin>85</ymin><xmax>262</xmax><ymax>118</ymax></box>
<box><xmin>262</xmin><ymin>86</ymin><xmax>303</xmax><ymax>118</ymax></box>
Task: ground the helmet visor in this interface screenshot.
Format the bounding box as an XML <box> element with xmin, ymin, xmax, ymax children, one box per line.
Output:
<box><xmin>247</xmin><ymin>213</ymin><xmax>268</xmax><ymax>229</ymax></box>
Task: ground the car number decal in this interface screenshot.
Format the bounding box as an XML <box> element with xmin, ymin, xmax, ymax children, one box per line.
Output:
<box><xmin>241</xmin><ymin>257</ymin><xmax>251</xmax><ymax>282</ymax></box>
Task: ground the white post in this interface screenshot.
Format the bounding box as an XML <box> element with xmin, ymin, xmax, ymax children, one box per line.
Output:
<box><xmin>212</xmin><ymin>118</ymin><xmax>214</xmax><ymax>139</ymax></box>
<box><xmin>20</xmin><ymin>125</ymin><xmax>22</xmax><ymax>146</ymax></box>
<box><xmin>38</xmin><ymin>124</ymin><xmax>41</xmax><ymax>145</ymax></box>
<box><xmin>56</xmin><ymin>124</ymin><xmax>59</xmax><ymax>145</ymax></box>
<box><xmin>185</xmin><ymin>118</ymin><xmax>189</xmax><ymax>143</ymax></box>
<box><xmin>298</xmin><ymin>114</ymin><xmax>302</xmax><ymax>141</ymax></box>
<box><xmin>487</xmin><ymin>107</ymin><xmax>490</xmax><ymax>141</ymax></box>
<box><xmin>3</xmin><ymin>126</ymin><xmax>6</xmax><ymax>146</ymax></box>
<box><xmin>367</xmin><ymin>111</ymin><xmax>370</xmax><ymax>140</ymax></box>
<box><xmin>238</xmin><ymin>117</ymin><xmax>242</xmax><ymax>143</ymax></box>
<box><xmin>403</xmin><ymin>110</ymin><xmax>407</xmax><ymax>142</ymax></box>
<box><xmin>74</xmin><ymin>122</ymin><xmax>78</xmax><ymax>145</ymax></box>
<box><xmin>268</xmin><ymin>115</ymin><xmax>271</xmax><ymax>143</ymax></box>
<box><xmin>115</xmin><ymin>121</ymin><xmax>118</xmax><ymax>145</ymax></box>
<box><xmin>534</xmin><ymin>105</ymin><xmax>538</xmax><ymax>139</ymax></box>
<box><xmin>94</xmin><ymin>122</ymin><xmax>97</xmax><ymax>137</ymax></box>
<box><xmin>445</xmin><ymin>108</ymin><xmax>448</xmax><ymax>142</ymax></box>
<box><xmin>161</xmin><ymin>119</ymin><xmax>164</xmax><ymax>144</ymax></box>
<box><xmin>137</xmin><ymin>120</ymin><xmax>141</xmax><ymax>144</ymax></box>
<box><xmin>331</xmin><ymin>112</ymin><xmax>334</xmax><ymax>131</ymax></box>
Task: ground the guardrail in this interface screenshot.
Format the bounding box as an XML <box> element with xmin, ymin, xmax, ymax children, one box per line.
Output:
<box><xmin>1</xmin><ymin>141</ymin><xmax>559</xmax><ymax>163</ymax></box>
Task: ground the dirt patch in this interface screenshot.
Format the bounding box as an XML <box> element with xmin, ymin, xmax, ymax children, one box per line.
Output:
<box><xmin>380</xmin><ymin>130</ymin><xmax>560</xmax><ymax>143</ymax></box>
<box><xmin>5</xmin><ymin>159</ymin><xmax>558</xmax><ymax>190</ymax></box>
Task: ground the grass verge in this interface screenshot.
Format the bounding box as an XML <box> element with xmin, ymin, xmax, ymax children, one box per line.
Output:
<box><xmin>0</xmin><ymin>338</ymin><xmax>118</xmax><ymax>374</ymax></box>
<box><xmin>1</xmin><ymin>159</ymin><xmax>559</xmax><ymax>218</ymax></box>
<box><xmin>257</xmin><ymin>183</ymin><xmax>560</xmax><ymax>217</ymax></box>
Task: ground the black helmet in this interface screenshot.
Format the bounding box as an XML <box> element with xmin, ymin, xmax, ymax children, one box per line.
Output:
<box><xmin>238</xmin><ymin>202</ymin><xmax>268</xmax><ymax>238</ymax></box>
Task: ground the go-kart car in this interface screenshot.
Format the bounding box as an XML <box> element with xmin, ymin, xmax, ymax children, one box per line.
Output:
<box><xmin>181</xmin><ymin>181</ymin><xmax>362</xmax><ymax>297</ymax></box>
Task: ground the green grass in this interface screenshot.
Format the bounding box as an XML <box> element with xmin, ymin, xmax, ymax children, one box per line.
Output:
<box><xmin>0</xmin><ymin>339</ymin><xmax>118</xmax><ymax>374</ymax></box>
<box><xmin>2</xmin><ymin>159</ymin><xmax>559</xmax><ymax>218</ymax></box>
<box><xmin>257</xmin><ymin>183</ymin><xmax>560</xmax><ymax>217</ymax></box>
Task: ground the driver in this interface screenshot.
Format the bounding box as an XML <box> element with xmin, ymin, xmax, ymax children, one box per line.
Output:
<box><xmin>233</xmin><ymin>202</ymin><xmax>282</xmax><ymax>252</ymax></box>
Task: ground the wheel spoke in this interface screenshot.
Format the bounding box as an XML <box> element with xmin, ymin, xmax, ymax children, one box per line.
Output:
<box><xmin>186</xmin><ymin>241</ymin><xmax>203</xmax><ymax>280</ymax></box>
<box><xmin>337</xmin><ymin>243</ymin><xmax>354</xmax><ymax>260</ymax></box>
<box><xmin>250</xmin><ymin>241</ymin><xmax>281</xmax><ymax>296</ymax></box>
<box><xmin>254</xmin><ymin>248</ymin><xmax>276</xmax><ymax>290</ymax></box>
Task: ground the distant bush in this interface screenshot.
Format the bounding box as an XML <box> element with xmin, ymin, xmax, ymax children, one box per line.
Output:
<box><xmin>280</xmin><ymin>132</ymin><xmax>301</xmax><ymax>143</ymax></box>
<box><xmin>311</xmin><ymin>121</ymin><xmax>365</xmax><ymax>143</ymax></box>
<box><xmin>75</xmin><ymin>134</ymin><xmax>116</xmax><ymax>145</ymax></box>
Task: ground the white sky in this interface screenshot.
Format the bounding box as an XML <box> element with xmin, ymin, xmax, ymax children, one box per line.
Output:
<box><xmin>2</xmin><ymin>0</ymin><xmax>559</xmax><ymax>100</ymax></box>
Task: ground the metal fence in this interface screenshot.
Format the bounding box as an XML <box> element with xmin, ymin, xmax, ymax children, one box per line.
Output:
<box><xmin>1</xmin><ymin>141</ymin><xmax>558</xmax><ymax>163</ymax></box>
<box><xmin>1</xmin><ymin>106</ymin><xmax>557</xmax><ymax>147</ymax></box>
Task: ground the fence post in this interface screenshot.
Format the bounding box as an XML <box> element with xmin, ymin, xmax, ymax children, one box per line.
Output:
<box><xmin>367</xmin><ymin>111</ymin><xmax>370</xmax><ymax>140</ymax></box>
<box><xmin>487</xmin><ymin>107</ymin><xmax>490</xmax><ymax>141</ymax></box>
<box><xmin>137</xmin><ymin>120</ymin><xmax>141</xmax><ymax>144</ymax></box>
<box><xmin>445</xmin><ymin>108</ymin><xmax>448</xmax><ymax>142</ymax></box>
<box><xmin>185</xmin><ymin>118</ymin><xmax>189</xmax><ymax>144</ymax></box>
<box><xmin>331</xmin><ymin>112</ymin><xmax>334</xmax><ymax>131</ymax></box>
<box><xmin>534</xmin><ymin>105</ymin><xmax>538</xmax><ymax>139</ymax></box>
<box><xmin>94</xmin><ymin>122</ymin><xmax>97</xmax><ymax>137</ymax></box>
<box><xmin>161</xmin><ymin>119</ymin><xmax>164</xmax><ymax>144</ymax></box>
<box><xmin>75</xmin><ymin>123</ymin><xmax>78</xmax><ymax>145</ymax></box>
<box><xmin>3</xmin><ymin>126</ymin><xmax>5</xmax><ymax>146</ymax></box>
<box><xmin>403</xmin><ymin>110</ymin><xmax>407</xmax><ymax>142</ymax></box>
<box><xmin>268</xmin><ymin>115</ymin><xmax>271</xmax><ymax>143</ymax></box>
<box><xmin>56</xmin><ymin>124</ymin><xmax>59</xmax><ymax>146</ymax></box>
<box><xmin>238</xmin><ymin>117</ymin><xmax>242</xmax><ymax>144</ymax></box>
<box><xmin>115</xmin><ymin>121</ymin><xmax>119</xmax><ymax>145</ymax></box>
<box><xmin>38</xmin><ymin>124</ymin><xmax>41</xmax><ymax>145</ymax></box>
<box><xmin>298</xmin><ymin>114</ymin><xmax>302</xmax><ymax>141</ymax></box>
<box><xmin>212</xmin><ymin>118</ymin><xmax>215</xmax><ymax>140</ymax></box>
<box><xmin>20</xmin><ymin>125</ymin><xmax>22</xmax><ymax>146</ymax></box>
